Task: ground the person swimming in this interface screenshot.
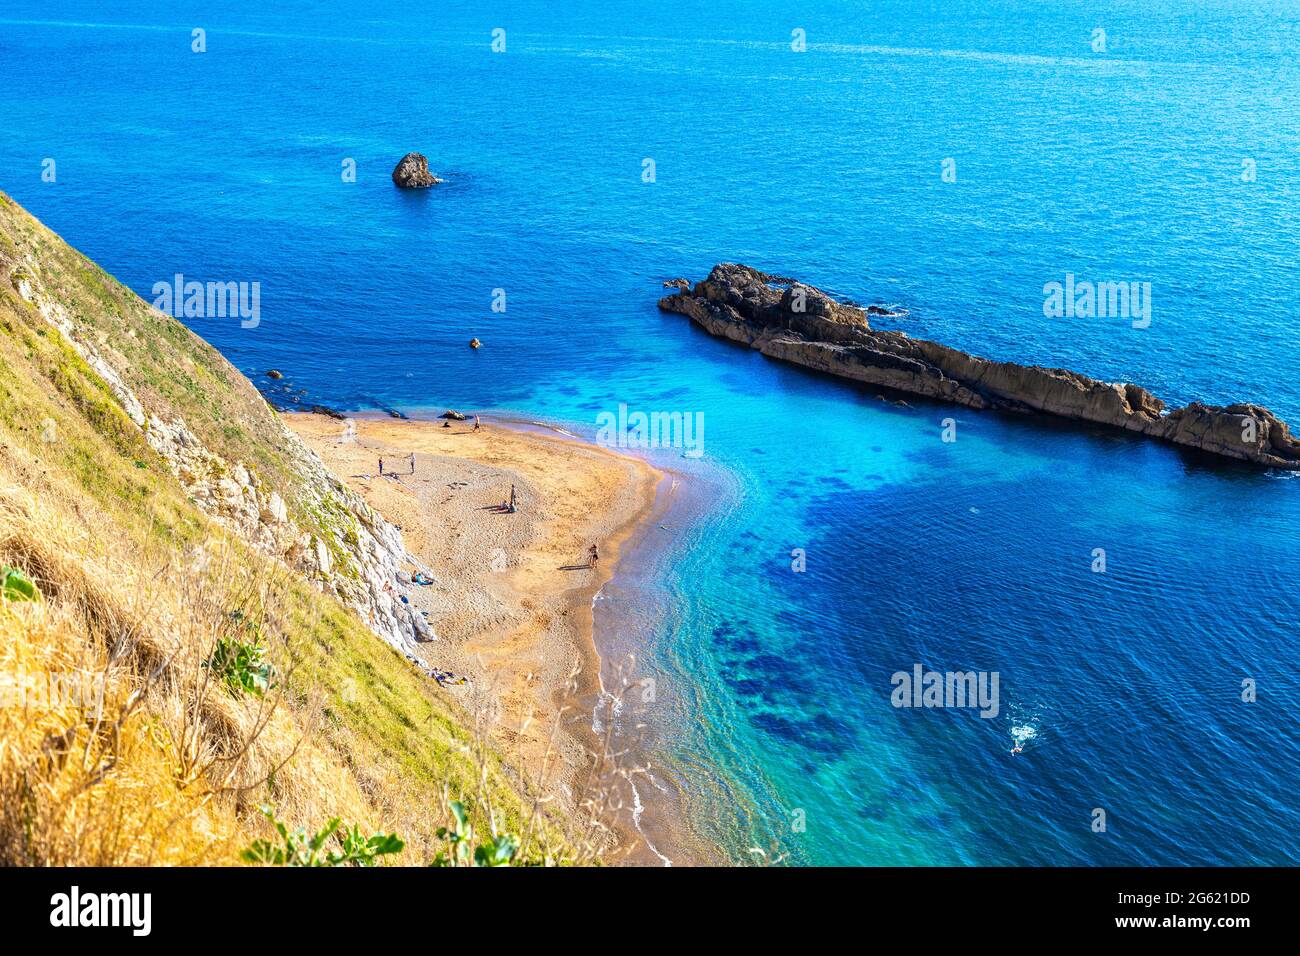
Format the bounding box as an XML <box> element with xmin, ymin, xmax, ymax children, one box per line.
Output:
<box><xmin>1010</xmin><ymin>743</ymin><xmax>1023</xmax><ymax>755</ymax></box>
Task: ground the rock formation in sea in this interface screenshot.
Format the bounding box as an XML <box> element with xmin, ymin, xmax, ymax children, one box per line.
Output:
<box><xmin>391</xmin><ymin>152</ymin><xmax>440</xmax><ymax>188</ymax></box>
<box><xmin>659</xmin><ymin>264</ymin><xmax>1300</xmax><ymax>470</ymax></box>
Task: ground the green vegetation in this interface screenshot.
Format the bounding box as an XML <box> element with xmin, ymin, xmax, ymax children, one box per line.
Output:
<box><xmin>1</xmin><ymin>565</ymin><xmax>39</xmax><ymax>601</ymax></box>
<box><xmin>0</xmin><ymin>189</ymin><xmax>574</xmax><ymax>866</ymax></box>
<box><xmin>431</xmin><ymin>800</ymin><xmax>521</xmax><ymax>867</ymax></box>
<box><xmin>241</xmin><ymin>806</ymin><xmax>405</xmax><ymax>867</ymax></box>
<box><xmin>205</xmin><ymin>632</ymin><xmax>276</xmax><ymax>698</ymax></box>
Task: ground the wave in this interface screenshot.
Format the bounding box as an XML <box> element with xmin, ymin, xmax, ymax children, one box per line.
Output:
<box><xmin>629</xmin><ymin>778</ymin><xmax>673</xmax><ymax>866</ymax></box>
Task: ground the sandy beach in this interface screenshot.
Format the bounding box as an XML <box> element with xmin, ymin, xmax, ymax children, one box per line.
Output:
<box><xmin>284</xmin><ymin>411</ymin><xmax>670</xmax><ymax>861</ymax></box>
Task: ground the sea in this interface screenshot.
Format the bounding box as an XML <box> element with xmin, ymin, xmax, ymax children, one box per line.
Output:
<box><xmin>2</xmin><ymin>0</ymin><xmax>1298</xmax><ymax>864</ymax></box>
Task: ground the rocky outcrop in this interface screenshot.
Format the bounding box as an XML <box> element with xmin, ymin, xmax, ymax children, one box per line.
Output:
<box><xmin>391</xmin><ymin>152</ymin><xmax>440</xmax><ymax>188</ymax></box>
<box><xmin>659</xmin><ymin>264</ymin><xmax>1300</xmax><ymax>470</ymax></box>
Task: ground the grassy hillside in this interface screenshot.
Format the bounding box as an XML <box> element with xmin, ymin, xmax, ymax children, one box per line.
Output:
<box><xmin>0</xmin><ymin>190</ymin><xmax>587</xmax><ymax>865</ymax></box>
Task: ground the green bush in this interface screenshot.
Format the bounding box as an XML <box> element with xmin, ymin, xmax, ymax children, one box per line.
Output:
<box><xmin>430</xmin><ymin>800</ymin><xmax>520</xmax><ymax>867</ymax></box>
<box><xmin>0</xmin><ymin>565</ymin><xmax>40</xmax><ymax>602</ymax></box>
<box><xmin>204</xmin><ymin>635</ymin><xmax>274</xmax><ymax>697</ymax></box>
<box><xmin>241</xmin><ymin>806</ymin><xmax>404</xmax><ymax>867</ymax></box>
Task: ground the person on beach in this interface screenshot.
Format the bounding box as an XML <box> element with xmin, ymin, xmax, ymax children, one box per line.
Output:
<box><xmin>473</xmin><ymin>415</ymin><xmax>481</xmax><ymax>432</ymax></box>
<box><xmin>588</xmin><ymin>543</ymin><xmax>599</xmax><ymax>568</ymax></box>
<box><xmin>378</xmin><ymin>456</ymin><xmax>384</xmax><ymax>475</ymax></box>
<box><xmin>508</xmin><ymin>484</ymin><xmax>517</xmax><ymax>513</ymax></box>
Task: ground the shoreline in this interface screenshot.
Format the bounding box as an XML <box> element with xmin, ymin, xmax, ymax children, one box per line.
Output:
<box><xmin>469</xmin><ymin>413</ymin><xmax>726</xmax><ymax>867</ymax></box>
<box><xmin>283</xmin><ymin>409</ymin><xmax>703</xmax><ymax>865</ymax></box>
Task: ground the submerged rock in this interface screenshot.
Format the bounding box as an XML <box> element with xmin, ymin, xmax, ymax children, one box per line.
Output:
<box><xmin>659</xmin><ymin>264</ymin><xmax>1300</xmax><ymax>470</ymax></box>
<box><xmin>304</xmin><ymin>403</ymin><xmax>346</xmax><ymax>420</ymax></box>
<box><xmin>866</xmin><ymin>304</ymin><xmax>909</xmax><ymax>318</ymax></box>
<box><xmin>391</xmin><ymin>152</ymin><xmax>440</xmax><ymax>188</ymax></box>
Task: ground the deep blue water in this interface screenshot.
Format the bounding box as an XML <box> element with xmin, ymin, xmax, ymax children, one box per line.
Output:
<box><xmin>2</xmin><ymin>0</ymin><xmax>1298</xmax><ymax>865</ymax></box>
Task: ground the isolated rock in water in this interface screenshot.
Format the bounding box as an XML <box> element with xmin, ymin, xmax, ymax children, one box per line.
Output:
<box><xmin>266</xmin><ymin>369</ymin><xmax>283</xmax><ymax>379</ymax></box>
<box><xmin>391</xmin><ymin>152</ymin><xmax>440</xmax><ymax>188</ymax></box>
<box><xmin>659</xmin><ymin>263</ymin><xmax>1300</xmax><ymax>471</ymax></box>
<box><xmin>663</xmin><ymin>278</ymin><xmax>690</xmax><ymax>289</ymax></box>
<box><xmin>440</xmin><ymin>410</ymin><xmax>467</xmax><ymax>421</ymax></box>
<box><xmin>866</xmin><ymin>304</ymin><xmax>909</xmax><ymax>318</ymax></box>
<box><xmin>469</xmin><ymin>337</ymin><xmax>481</xmax><ymax>349</ymax></box>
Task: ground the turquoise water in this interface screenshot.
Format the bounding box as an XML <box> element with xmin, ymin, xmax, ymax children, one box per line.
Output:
<box><xmin>2</xmin><ymin>0</ymin><xmax>1298</xmax><ymax>864</ymax></box>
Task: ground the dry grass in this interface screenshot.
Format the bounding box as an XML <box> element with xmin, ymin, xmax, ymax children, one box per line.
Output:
<box><xmin>1</xmin><ymin>487</ymin><xmax>236</xmax><ymax>864</ymax></box>
<box><xmin>0</xmin><ymin>478</ymin><xmax>349</xmax><ymax>864</ymax></box>
<box><xmin>0</xmin><ymin>188</ymin><xmax>637</xmax><ymax>867</ymax></box>
<box><xmin>0</xmin><ymin>475</ymin><xmax>637</xmax><ymax>866</ymax></box>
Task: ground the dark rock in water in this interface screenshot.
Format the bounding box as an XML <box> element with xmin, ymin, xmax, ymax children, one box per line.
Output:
<box><xmin>266</xmin><ymin>369</ymin><xmax>283</xmax><ymax>379</ymax></box>
<box><xmin>469</xmin><ymin>337</ymin><xmax>481</xmax><ymax>349</ymax></box>
<box><xmin>866</xmin><ymin>304</ymin><xmax>909</xmax><ymax>318</ymax></box>
<box><xmin>304</xmin><ymin>403</ymin><xmax>346</xmax><ymax>420</ymax></box>
<box><xmin>391</xmin><ymin>152</ymin><xmax>440</xmax><ymax>188</ymax></box>
<box><xmin>363</xmin><ymin>398</ymin><xmax>409</xmax><ymax>420</ymax></box>
<box><xmin>440</xmin><ymin>410</ymin><xmax>468</xmax><ymax>421</ymax></box>
<box><xmin>663</xmin><ymin>278</ymin><xmax>690</xmax><ymax>289</ymax></box>
<box><xmin>659</xmin><ymin>263</ymin><xmax>1300</xmax><ymax>470</ymax></box>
